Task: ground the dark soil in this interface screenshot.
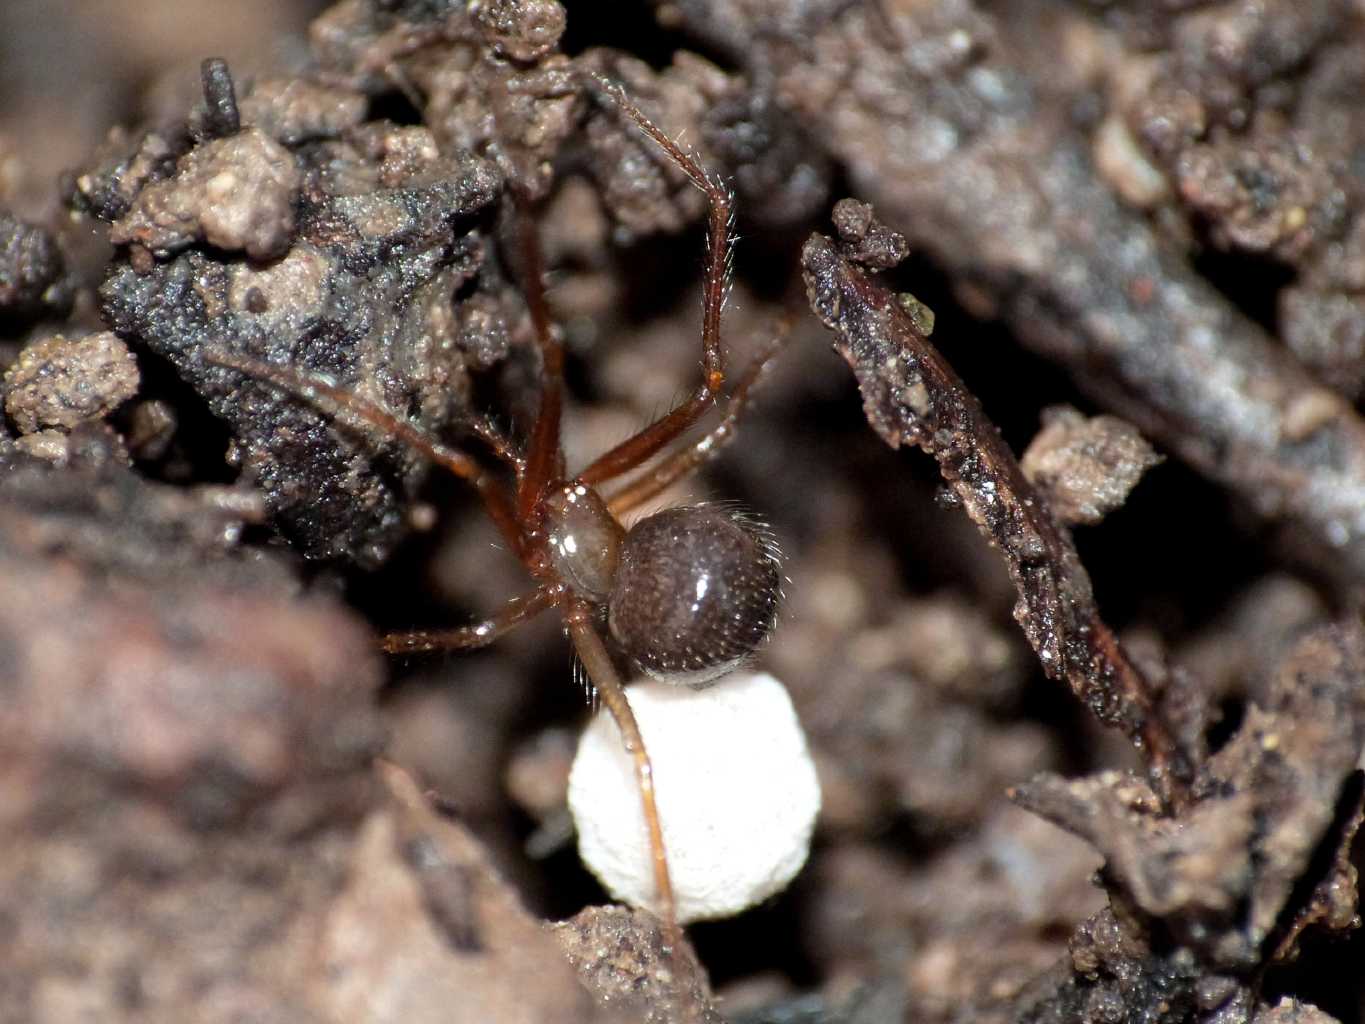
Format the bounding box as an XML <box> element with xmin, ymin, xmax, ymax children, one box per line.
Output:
<box><xmin>2</xmin><ymin>2</ymin><xmax>1363</xmax><ymax>1022</ymax></box>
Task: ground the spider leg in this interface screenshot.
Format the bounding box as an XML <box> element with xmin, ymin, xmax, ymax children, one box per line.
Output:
<box><xmin>577</xmin><ymin>73</ymin><xmax>735</xmax><ymax>487</ymax></box>
<box><xmin>203</xmin><ymin>349</ymin><xmax>522</xmax><ymax>550</ymax></box>
<box><xmin>605</xmin><ymin>314</ymin><xmax>792</xmax><ymax>516</ymax></box>
<box><xmin>464</xmin><ymin>412</ymin><xmax>525</xmax><ymax>477</ymax></box>
<box><xmin>564</xmin><ymin>598</ymin><xmax>680</xmax><ymax>939</ymax></box>
<box><xmin>514</xmin><ymin>192</ymin><xmax>568</xmax><ymax>521</ymax></box>
<box><xmin>381</xmin><ymin>585</ymin><xmax>559</xmax><ymax>654</ymax></box>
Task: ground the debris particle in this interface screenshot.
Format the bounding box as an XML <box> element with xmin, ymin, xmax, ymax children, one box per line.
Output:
<box><xmin>0</xmin><ymin>211</ymin><xmax>73</xmax><ymax>322</ymax></box>
<box><xmin>1021</xmin><ymin>406</ymin><xmax>1162</xmax><ymax>526</ymax></box>
<box><xmin>3</xmin><ymin>331</ymin><xmax>139</xmax><ymax>435</ymax></box>
<box><xmin>110</xmin><ymin>127</ymin><xmax>301</xmax><ymax>260</ymax></box>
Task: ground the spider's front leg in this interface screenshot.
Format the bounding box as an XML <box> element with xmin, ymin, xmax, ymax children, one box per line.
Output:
<box><xmin>576</xmin><ymin>73</ymin><xmax>737</xmax><ymax>487</ymax></box>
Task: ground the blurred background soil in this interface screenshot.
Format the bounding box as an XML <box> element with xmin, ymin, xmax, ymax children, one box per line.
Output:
<box><xmin>2</xmin><ymin>1</ymin><xmax>1364</xmax><ymax>1022</ymax></box>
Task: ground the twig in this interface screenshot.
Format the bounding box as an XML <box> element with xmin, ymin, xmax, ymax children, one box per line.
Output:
<box><xmin>802</xmin><ymin>228</ymin><xmax>1192</xmax><ymax>809</ymax></box>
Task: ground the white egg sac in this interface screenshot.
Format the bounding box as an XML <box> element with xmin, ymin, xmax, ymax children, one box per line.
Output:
<box><xmin>567</xmin><ymin>670</ymin><xmax>821</xmax><ymax>924</ymax></box>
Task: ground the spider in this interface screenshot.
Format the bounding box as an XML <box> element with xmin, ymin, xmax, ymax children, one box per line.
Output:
<box><xmin>207</xmin><ymin>74</ymin><xmax>788</xmax><ymax>931</ymax></box>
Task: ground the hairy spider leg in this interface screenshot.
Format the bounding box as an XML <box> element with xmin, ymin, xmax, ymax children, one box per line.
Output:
<box><xmin>515</xmin><ymin>190</ymin><xmax>569</xmax><ymax>523</ymax></box>
<box><xmin>605</xmin><ymin>314</ymin><xmax>793</xmax><ymax>516</ymax></box>
<box><xmin>465</xmin><ymin>411</ymin><xmax>526</xmax><ymax>475</ymax></box>
<box><xmin>203</xmin><ymin>350</ymin><xmax>550</xmax><ymax>656</ymax></box>
<box><xmin>563</xmin><ymin>598</ymin><xmax>677</xmax><ymax>933</ymax></box>
<box><xmin>381</xmin><ymin>584</ymin><xmax>559</xmax><ymax>655</ymax></box>
<box><xmin>576</xmin><ymin>72</ymin><xmax>736</xmax><ymax>487</ymax></box>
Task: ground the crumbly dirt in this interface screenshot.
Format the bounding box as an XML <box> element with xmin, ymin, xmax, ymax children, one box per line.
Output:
<box><xmin>3</xmin><ymin>1</ymin><xmax>1365</xmax><ymax>1022</ymax></box>
<box><xmin>1020</xmin><ymin>406</ymin><xmax>1163</xmax><ymax>527</ymax></box>
<box><xmin>3</xmin><ymin>330</ymin><xmax>140</xmax><ymax>436</ymax></box>
<box><xmin>0</xmin><ymin>210</ymin><xmax>73</xmax><ymax>324</ymax></box>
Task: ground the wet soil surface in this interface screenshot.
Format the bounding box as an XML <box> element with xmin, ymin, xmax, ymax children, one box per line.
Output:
<box><xmin>2</xmin><ymin>1</ymin><xmax>1364</xmax><ymax>1022</ymax></box>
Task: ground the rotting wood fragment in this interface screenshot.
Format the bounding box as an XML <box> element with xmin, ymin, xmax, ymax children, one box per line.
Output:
<box><xmin>802</xmin><ymin>203</ymin><xmax>1192</xmax><ymax>808</ymax></box>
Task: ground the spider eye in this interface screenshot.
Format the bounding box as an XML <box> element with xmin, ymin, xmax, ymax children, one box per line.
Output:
<box><xmin>607</xmin><ymin>505</ymin><xmax>781</xmax><ymax>687</ymax></box>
